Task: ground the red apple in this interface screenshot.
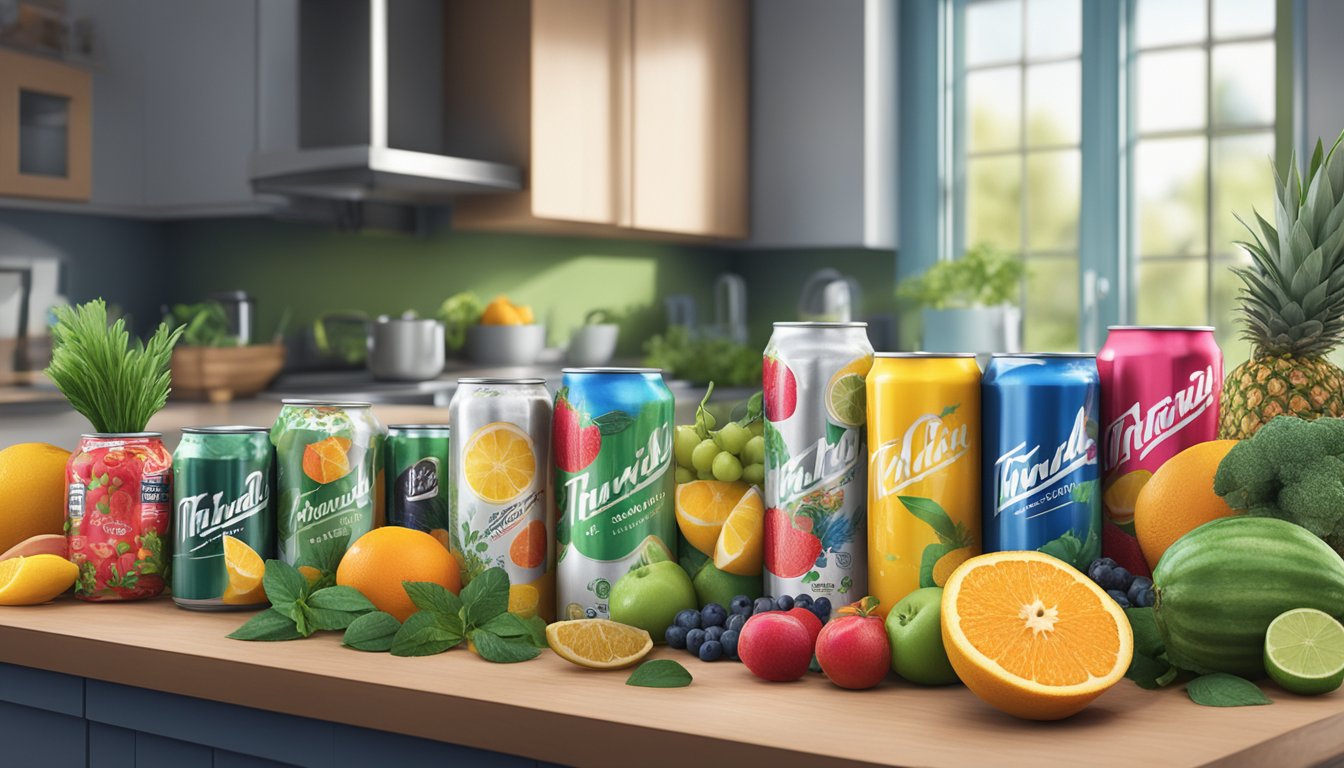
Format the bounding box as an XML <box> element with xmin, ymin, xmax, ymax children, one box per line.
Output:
<box><xmin>815</xmin><ymin>596</ymin><xmax>890</xmax><ymax>690</ymax></box>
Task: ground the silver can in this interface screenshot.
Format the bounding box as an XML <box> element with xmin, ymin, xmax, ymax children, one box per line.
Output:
<box><xmin>448</xmin><ymin>378</ymin><xmax>554</xmax><ymax>621</ymax></box>
<box><xmin>763</xmin><ymin>322</ymin><xmax>874</xmax><ymax>601</ymax></box>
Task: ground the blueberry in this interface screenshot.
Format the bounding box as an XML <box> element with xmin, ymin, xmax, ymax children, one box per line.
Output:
<box><xmin>698</xmin><ymin>639</ymin><xmax>724</xmax><ymax>662</ymax></box>
<box><xmin>701</xmin><ymin>603</ymin><xmax>728</xmax><ymax>628</ymax></box>
<box><xmin>794</xmin><ymin>593</ymin><xmax>813</xmax><ymax>609</ymax></box>
<box><xmin>721</xmin><ymin>628</ymin><xmax>740</xmax><ymax>659</ymax></box>
<box><xmin>1106</xmin><ymin>589</ymin><xmax>1131</xmax><ymax>609</ymax></box>
<box><xmin>725</xmin><ymin>613</ymin><xmax>746</xmax><ymax>632</ymax></box>
<box><xmin>812</xmin><ymin>597</ymin><xmax>832</xmax><ymax>617</ymax></box>
<box><xmin>775</xmin><ymin>595</ymin><xmax>795</xmax><ymax>611</ymax></box>
<box><xmin>1098</xmin><ymin>566</ymin><xmax>1133</xmax><ymax>592</ymax></box>
<box><xmin>674</xmin><ymin>609</ymin><xmax>702</xmax><ymax>630</ymax></box>
<box><xmin>665</xmin><ymin>625</ymin><xmax>688</xmax><ymax>649</ymax></box>
<box><xmin>753</xmin><ymin>597</ymin><xmax>775</xmax><ymax>615</ymax></box>
<box><xmin>729</xmin><ymin>595</ymin><xmax>754</xmax><ymax>616</ymax></box>
<box><xmin>685</xmin><ymin>627</ymin><xmax>707</xmax><ymax>654</ymax></box>
<box><xmin>1128</xmin><ymin>576</ymin><xmax>1155</xmax><ymax>608</ymax></box>
<box><xmin>1086</xmin><ymin>558</ymin><xmax>1118</xmax><ymax>582</ymax></box>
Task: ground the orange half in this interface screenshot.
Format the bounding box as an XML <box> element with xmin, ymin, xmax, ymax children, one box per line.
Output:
<box><xmin>941</xmin><ymin>550</ymin><xmax>1133</xmax><ymax>720</ymax></box>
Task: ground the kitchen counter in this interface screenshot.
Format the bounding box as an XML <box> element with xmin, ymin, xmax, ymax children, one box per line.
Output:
<box><xmin>1</xmin><ymin>599</ymin><xmax>1343</xmax><ymax>767</ymax></box>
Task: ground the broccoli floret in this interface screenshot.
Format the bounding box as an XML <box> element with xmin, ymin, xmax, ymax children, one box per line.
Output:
<box><xmin>1214</xmin><ymin>416</ymin><xmax>1344</xmax><ymax>556</ymax></box>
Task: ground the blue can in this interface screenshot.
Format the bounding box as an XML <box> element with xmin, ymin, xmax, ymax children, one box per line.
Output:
<box><xmin>982</xmin><ymin>353</ymin><xmax>1101</xmax><ymax>567</ymax></box>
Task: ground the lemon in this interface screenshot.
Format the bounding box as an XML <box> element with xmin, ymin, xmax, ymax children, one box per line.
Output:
<box><xmin>1265</xmin><ymin>608</ymin><xmax>1344</xmax><ymax>695</ymax></box>
<box><xmin>463</xmin><ymin>422</ymin><xmax>537</xmax><ymax>503</ymax></box>
<box><xmin>675</xmin><ymin>480</ymin><xmax>750</xmax><ymax>556</ymax></box>
<box><xmin>0</xmin><ymin>443</ymin><xmax>70</xmax><ymax>554</ymax></box>
<box><xmin>0</xmin><ymin>554</ymin><xmax>78</xmax><ymax>605</ymax></box>
<box><xmin>221</xmin><ymin>535</ymin><xmax>266</xmax><ymax>605</ymax></box>
<box><xmin>825</xmin><ymin>372</ymin><xmax>867</xmax><ymax>427</ymax></box>
<box><xmin>509</xmin><ymin>582</ymin><xmax>540</xmax><ymax>619</ymax></box>
<box><xmin>713</xmin><ymin>486</ymin><xmax>764</xmax><ymax>576</ymax></box>
<box><xmin>546</xmin><ymin>619</ymin><xmax>653</xmax><ymax>669</ymax></box>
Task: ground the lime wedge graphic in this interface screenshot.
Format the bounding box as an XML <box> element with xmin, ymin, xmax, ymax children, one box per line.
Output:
<box><xmin>1265</xmin><ymin>608</ymin><xmax>1344</xmax><ymax>695</ymax></box>
<box><xmin>825</xmin><ymin>373</ymin><xmax>866</xmax><ymax>427</ymax></box>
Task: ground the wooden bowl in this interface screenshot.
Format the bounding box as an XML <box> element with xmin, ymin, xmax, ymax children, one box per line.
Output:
<box><xmin>171</xmin><ymin>344</ymin><xmax>286</xmax><ymax>403</ymax></box>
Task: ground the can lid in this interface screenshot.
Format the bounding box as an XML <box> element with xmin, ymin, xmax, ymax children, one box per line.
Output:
<box><xmin>1107</xmin><ymin>325</ymin><xmax>1216</xmax><ymax>332</ymax></box>
<box><xmin>181</xmin><ymin>426</ymin><xmax>269</xmax><ymax>434</ymax></box>
<box><xmin>387</xmin><ymin>424</ymin><xmax>451</xmax><ymax>432</ymax></box>
<box><xmin>874</xmin><ymin>351</ymin><xmax>977</xmax><ymax>358</ymax></box>
<box><xmin>456</xmin><ymin>377</ymin><xmax>547</xmax><ymax>385</ymax></box>
<box><xmin>561</xmin><ymin>367</ymin><xmax>663</xmax><ymax>375</ymax></box>
<box><xmin>988</xmin><ymin>352</ymin><xmax>1097</xmax><ymax>359</ymax></box>
<box><xmin>80</xmin><ymin>432</ymin><xmax>163</xmax><ymax>439</ymax></box>
<box><xmin>772</xmin><ymin>321</ymin><xmax>868</xmax><ymax>329</ymax></box>
<box><xmin>280</xmin><ymin>398</ymin><xmax>373</xmax><ymax>408</ymax></box>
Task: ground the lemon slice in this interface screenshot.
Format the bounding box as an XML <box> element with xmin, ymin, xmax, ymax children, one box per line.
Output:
<box><xmin>221</xmin><ymin>535</ymin><xmax>267</xmax><ymax>605</ymax></box>
<box><xmin>826</xmin><ymin>373</ymin><xmax>867</xmax><ymax>427</ymax></box>
<box><xmin>463</xmin><ymin>422</ymin><xmax>537</xmax><ymax>503</ymax></box>
<box><xmin>0</xmin><ymin>554</ymin><xmax>78</xmax><ymax>605</ymax></box>
<box><xmin>675</xmin><ymin>480</ymin><xmax>750</xmax><ymax>556</ymax></box>
<box><xmin>546</xmin><ymin>619</ymin><xmax>653</xmax><ymax>669</ymax></box>
<box><xmin>713</xmin><ymin>486</ymin><xmax>765</xmax><ymax>576</ymax></box>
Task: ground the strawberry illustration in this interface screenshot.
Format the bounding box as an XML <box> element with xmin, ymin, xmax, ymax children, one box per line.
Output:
<box><xmin>763</xmin><ymin>356</ymin><xmax>798</xmax><ymax>421</ymax></box>
<box><xmin>765</xmin><ymin>506</ymin><xmax>823</xmax><ymax>578</ymax></box>
<box><xmin>553</xmin><ymin>393</ymin><xmax>602</xmax><ymax>473</ymax></box>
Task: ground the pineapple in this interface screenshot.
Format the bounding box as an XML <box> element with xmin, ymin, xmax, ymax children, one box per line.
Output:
<box><xmin>1219</xmin><ymin>132</ymin><xmax>1344</xmax><ymax>438</ymax></box>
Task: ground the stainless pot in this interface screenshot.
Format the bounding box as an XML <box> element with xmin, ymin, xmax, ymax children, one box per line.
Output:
<box><xmin>368</xmin><ymin>312</ymin><xmax>445</xmax><ymax>381</ymax></box>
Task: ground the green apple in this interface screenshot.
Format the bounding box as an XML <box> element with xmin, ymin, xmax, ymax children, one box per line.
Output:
<box><xmin>609</xmin><ymin>561</ymin><xmax>697</xmax><ymax>641</ymax></box>
<box><xmin>886</xmin><ymin>587</ymin><xmax>960</xmax><ymax>686</ymax></box>
<box><xmin>693</xmin><ymin>561</ymin><xmax>763</xmax><ymax>607</ymax></box>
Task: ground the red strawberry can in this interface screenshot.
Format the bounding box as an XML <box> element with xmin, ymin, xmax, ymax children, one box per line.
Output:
<box><xmin>66</xmin><ymin>432</ymin><xmax>172</xmax><ymax>601</ymax></box>
<box><xmin>1098</xmin><ymin>326</ymin><xmax>1222</xmax><ymax>577</ymax></box>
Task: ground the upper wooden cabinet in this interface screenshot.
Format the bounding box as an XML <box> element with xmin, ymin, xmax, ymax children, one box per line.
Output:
<box><xmin>451</xmin><ymin>0</ymin><xmax>749</xmax><ymax>240</ymax></box>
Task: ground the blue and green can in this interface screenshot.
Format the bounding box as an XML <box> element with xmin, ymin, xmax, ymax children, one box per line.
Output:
<box><xmin>385</xmin><ymin>424</ymin><xmax>451</xmax><ymax>538</ymax></box>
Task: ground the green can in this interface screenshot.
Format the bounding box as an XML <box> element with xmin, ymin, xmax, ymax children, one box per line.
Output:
<box><xmin>385</xmin><ymin>424</ymin><xmax>451</xmax><ymax>539</ymax></box>
<box><xmin>272</xmin><ymin>400</ymin><xmax>385</xmax><ymax>577</ymax></box>
<box><xmin>171</xmin><ymin>426</ymin><xmax>275</xmax><ymax>611</ymax></box>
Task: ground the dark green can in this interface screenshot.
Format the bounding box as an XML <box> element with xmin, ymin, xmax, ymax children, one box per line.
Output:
<box><xmin>386</xmin><ymin>424</ymin><xmax>451</xmax><ymax>539</ymax></box>
<box><xmin>171</xmin><ymin>426</ymin><xmax>275</xmax><ymax>611</ymax></box>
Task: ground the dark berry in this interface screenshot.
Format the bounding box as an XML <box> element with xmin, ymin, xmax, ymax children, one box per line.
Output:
<box><xmin>700</xmin><ymin>603</ymin><xmax>728</xmax><ymax>628</ymax></box>
<box><xmin>812</xmin><ymin>597</ymin><xmax>832</xmax><ymax>616</ymax></box>
<box><xmin>686</xmin><ymin>628</ymin><xmax>707</xmax><ymax>654</ymax></box>
<box><xmin>705</xmin><ymin>625</ymin><xmax>724</xmax><ymax>642</ymax></box>
<box><xmin>775</xmin><ymin>595</ymin><xmax>795</xmax><ymax>611</ymax></box>
<box><xmin>665</xmin><ymin>625</ymin><xmax>688</xmax><ymax>649</ymax></box>
<box><xmin>1095</xmin><ymin>565</ymin><xmax>1132</xmax><ymax>592</ymax></box>
<box><xmin>1128</xmin><ymin>576</ymin><xmax>1155</xmax><ymax>608</ymax></box>
<box><xmin>729</xmin><ymin>595</ymin><xmax>753</xmax><ymax>616</ymax></box>
<box><xmin>674</xmin><ymin>609</ymin><xmax>701</xmax><ymax>630</ymax></box>
<box><xmin>698</xmin><ymin>639</ymin><xmax>724</xmax><ymax>662</ymax></box>
<box><xmin>1086</xmin><ymin>558</ymin><xmax>1118</xmax><ymax>582</ymax></box>
<box><xmin>725</xmin><ymin>613</ymin><xmax>746</xmax><ymax>632</ymax></box>
<box><xmin>1106</xmin><ymin>589</ymin><xmax>1131</xmax><ymax>609</ymax></box>
<box><xmin>721</xmin><ymin>628</ymin><xmax>740</xmax><ymax>659</ymax></box>
<box><xmin>793</xmin><ymin>593</ymin><xmax>813</xmax><ymax>609</ymax></box>
<box><xmin>753</xmin><ymin>597</ymin><xmax>775</xmax><ymax>615</ymax></box>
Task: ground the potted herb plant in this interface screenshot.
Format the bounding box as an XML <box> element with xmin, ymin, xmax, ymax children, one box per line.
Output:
<box><xmin>896</xmin><ymin>243</ymin><xmax>1027</xmax><ymax>353</ymax></box>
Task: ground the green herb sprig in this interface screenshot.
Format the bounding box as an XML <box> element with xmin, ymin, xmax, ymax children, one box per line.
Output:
<box><xmin>45</xmin><ymin>299</ymin><xmax>185</xmax><ymax>433</ymax></box>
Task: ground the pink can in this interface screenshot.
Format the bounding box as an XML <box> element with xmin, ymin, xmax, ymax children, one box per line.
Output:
<box><xmin>1097</xmin><ymin>326</ymin><xmax>1222</xmax><ymax>577</ymax></box>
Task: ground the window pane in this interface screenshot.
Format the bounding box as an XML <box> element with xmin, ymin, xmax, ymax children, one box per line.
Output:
<box><xmin>1026</xmin><ymin>149</ymin><xmax>1080</xmax><ymax>252</ymax></box>
<box><xmin>1026</xmin><ymin>0</ymin><xmax>1080</xmax><ymax>59</ymax></box>
<box><xmin>967</xmin><ymin>0</ymin><xmax>1023</xmax><ymax>67</ymax></box>
<box><xmin>1212</xmin><ymin>132</ymin><xmax>1275</xmax><ymax>256</ymax></box>
<box><xmin>1137</xmin><ymin>259</ymin><xmax>1209</xmax><ymax>325</ymax></box>
<box><xmin>1023</xmin><ymin>256</ymin><xmax>1078</xmax><ymax>350</ymax></box>
<box><xmin>967</xmin><ymin>68</ymin><xmax>1022</xmax><ymax>152</ymax></box>
<box><xmin>1026</xmin><ymin>61</ymin><xmax>1080</xmax><ymax>147</ymax></box>
<box><xmin>1135</xmin><ymin>137</ymin><xmax>1208</xmax><ymax>257</ymax></box>
<box><xmin>1136</xmin><ymin>50</ymin><xmax>1207</xmax><ymax>134</ymax></box>
<box><xmin>1212</xmin><ymin>256</ymin><xmax>1254</xmax><ymax>365</ymax></box>
<box><xmin>1213</xmin><ymin>0</ymin><xmax>1275</xmax><ymax>39</ymax></box>
<box><xmin>1212</xmin><ymin>42</ymin><xmax>1275</xmax><ymax>127</ymax></box>
<box><xmin>967</xmin><ymin>156</ymin><xmax>1023</xmax><ymax>252</ymax></box>
<box><xmin>1135</xmin><ymin>0</ymin><xmax>1207</xmax><ymax>49</ymax></box>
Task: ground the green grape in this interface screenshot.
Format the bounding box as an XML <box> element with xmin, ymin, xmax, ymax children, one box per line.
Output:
<box><xmin>742</xmin><ymin>435</ymin><xmax>766</xmax><ymax>465</ymax></box>
<box><xmin>675</xmin><ymin>466</ymin><xmax>694</xmax><ymax>484</ymax></box>
<box><xmin>691</xmin><ymin>439</ymin><xmax>721</xmax><ymax>472</ymax></box>
<box><xmin>674</xmin><ymin>425</ymin><xmax>700</xmax><ymax>468</ymax></box>
<box><xmin>742</xmin><ymin>462</ymin><xmax>764</xmax><ymax>486</ymax></box>
<box><xmin>714</xmin><ymin>422</ymin><xmax>749</xmax><ymax>456</ymax></box>
<box><xmin>697</xmin><ymin>469</ymin><xmax>715</xmax><ymax>481</ymax></box>
<box><xmin>711</xmin><ymin>451</ymin><xmax>743</xmax><ymax>482</ymax></box>
<box><xmin>747</xmin><ymin>420</ymin><xmax>765</xmax><ymax>438</ymax></box>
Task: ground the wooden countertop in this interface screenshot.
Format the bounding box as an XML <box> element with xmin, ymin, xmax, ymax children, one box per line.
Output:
<box><xmin>0</xmin><ymin>600</ymin><xmax>1342</xmax><ymax>767</ymax></box>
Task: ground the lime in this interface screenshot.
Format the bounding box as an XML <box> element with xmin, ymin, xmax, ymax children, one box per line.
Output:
<box><xmin>1265</xmin><ymin>608</ymin><xmax>1344</xmax><ymax>695</ymax></box>
<box><xmin>826</xmin><ymin>373</ymin><xmax>867</xmax><ymax>427</ymax></box>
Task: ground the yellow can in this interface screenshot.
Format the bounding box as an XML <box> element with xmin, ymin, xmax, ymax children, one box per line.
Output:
<box><xmin>866</xmin><ymin>353</ymin><xmax>981</xmax><ymax>616</ymax></box>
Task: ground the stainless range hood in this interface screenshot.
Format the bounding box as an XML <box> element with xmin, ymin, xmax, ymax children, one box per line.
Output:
<box><xmin>250</xmin><ymin>0</ymin><xmax>521</xmax><ymax>204</ymax></box>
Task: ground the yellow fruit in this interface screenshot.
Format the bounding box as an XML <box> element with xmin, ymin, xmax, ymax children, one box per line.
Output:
<box><xmin>931</xmin><ymin>546</ymin><xmax>973</xmax><ymax>587</ymax></box>
<box><xmin>515</xmin><ymin>304</ymin><xmax>535</xmax><ymax>324</ymax></box>
<box><xmin>0</xmin><ymin>554</ymin><xmax>78</xmax><ymax>605</ymax></box>
<box><xmin>481</xmin><ymin>297</ymin><xmax>523</xmax><ymax>326</ymax></box>
<box><xmin>221</xmin><ymin>535</ymin><xmax>266</xmax><ymax>605</ymax></box>
<box><xmin>1102</xmin><ymin>469</ymin><xmax>1151</xmax><ymax>527</ymax></box>
<box><xmin>675</xmin><ymin>480</ymin><xmax>750</xmax><ymax>556</ymax></box>
<box><xmin>297</xmin><ymin>565</ymin><xmax>323</xmax><ymax>585</ymax></box>
<box><xmin>509</xmin><ymin>582</ymin><xmax>540</xmax><ymax>619</ymax></box>
<box><xmin>545</xmin><ymin>619</ymin><xmax>653</xmax><ymax>669</ymax></box>
<box><xmin>1134</xmin><ymin>440</ymin><xmax>1239</xmax><ymax>570</ymax></box>
<box><xmin>0</xmin><ymin>443</ymin><xmax>71</xmax><ymax>554</ymax></box>
<box><xmin>941</xmin><ymin>550</ymin><xmax>1133</xmax><ymax>720</ymax></box>
<box><xmin>337</xmin><ymin>527</ymin><xmax>461</xmax><ymax>622</ymax></box>
<box><xmin>463</xmin><ymin>422</ymin><xmax>536</xmax><ymax>504</ymax></box>
<box><xmin>713</xmin><ymin>486</ymin><xmax>765</xmax><ymax>576</ymax></box>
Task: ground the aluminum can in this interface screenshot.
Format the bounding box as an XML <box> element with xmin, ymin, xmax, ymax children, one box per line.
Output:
<box><xmin>867</xmin><ymin>353</ymin><xmax>980</xmax><ymax>616</ymax></box>
<box><xmin>1098</xmin><ymin>326</ymin><xmax>1223</xmax><ymax>577</ymax></box>
<box><xmin>171</xmin><ymin>426</ymin><xmax>275</xmax><ymax>610</ymax></box>
<box><xmin>385</xmin><ymin>424</ymin><xmax>451</xmax><ymax>536</ymax></box>
<box><xmin>763</xmin><ymin>322</ymin><xmax>873</xmax><ymax>602</ymax></box>
<box><xmin>555</xmin><ymin>368</ymin><xmax>675</xmax><ymax>620</ymax></box>
<box><xmin>272</xmin><ymin>400</ymin><xmax>385</xmax><ymax>576</ymax></box>
<box><xmin>66</xmin><ymin>432</ymin><xmax>172</xmax><ymax>601</ymax></box>
<box><xmin>448</xmin><ymin>379</ymin><xmax>554</xmax><ymax>621</ymax></box>
<box><xmin>982</xmin><ymin>354</ymin><xmax>1101</xmax><ymax>565</ymax></box>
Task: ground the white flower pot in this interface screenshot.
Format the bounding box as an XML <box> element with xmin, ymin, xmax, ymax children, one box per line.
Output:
<box><xmin>920</xmin><ymin>306</ymin><xmax>1021</xmax><ymax>354</ymax></box>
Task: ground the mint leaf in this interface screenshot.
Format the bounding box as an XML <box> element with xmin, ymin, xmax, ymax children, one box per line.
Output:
<box><xmin>391</xmin><ymin>612</ymin><xmax>463</xmax><ymax>657</ymax></box>
<box><xmin>626</xmin><ymin>659</ymin><xmax>692</xmax><ymax>688</ymax></box>
<box><xmin>1037</xmin><ymin>531</ymin><xmax>1084</xmax><ymax>569</ymax></box>
<box><xmin>480</xmin><ymin>611</ymin><xmax>534</xmax><ymax>639</ymax></box>
<box><xmin>403</xmin><ymin>581</ymin><xmax>463</xmax><ymax>620</ymax></box>
<box><xmin>461</xmin><ymin>567</ymin><xmax>510</xmax><ymax>627</ymax></box>
<box><xmin>470</xmin><ymin>629</ymin><xmax>540</xmax><ymax>663</ymax></box>
<box><xmin>343</xmin><ymin>612</ymin><xmax>401</xmax><ymax>652</ymax></box>
<box><xmin>1125</xmin><ymin>607</ymin><xmax>1163</xmax><ymax>658</ymax></box>
<box><xmin>301</xmin><ymin>604</ymin><xmax>364</xmax><ymax>632</ymax></box>
<box><xmin>262</xmin><ymin>559</ymin><xmax>308</xmax><ymax>615</ymax></box>
<box><xmin>309</xmin><ymin>585</ymin><xmax>377</xmax><ymax>614</ymax></box>
<box><xmin>1187</xmin><ymin>674</ymin><xmax>1272</xmax><ymax>707</ymax></box>
<box><xmin>593</xmin><ymin>410</ymin><xmax>635</xmax><ymax>436</ymax></box>
<box><xmin>521</xmin><ymin>615</ymin><xmax>549</xmax><ymax>649</ymax></box>
<box><xmin>1126</xmin><ymin>651</ymin><xmax>1173</xmax><ymax>690</ymax></box>
<box><xmin>228</xmin><ymin>608</ymin><xmax>303</xmax><ymax>641</ymax></box>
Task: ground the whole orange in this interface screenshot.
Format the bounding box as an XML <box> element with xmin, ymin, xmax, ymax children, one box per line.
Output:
<box><xmin>0</xmin><ymin>443</ymin><xmax>72</xmax><ymax>553</ymax></box>
<box><xmin>1133</xmin><ymin>440</ymin><xmax>1239</xmax><ymax>570</ymax></box>
<box><xmin>336</xmin><ymin>527</ymin><xmax>461</xmax><ymax>621</ymax></box>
